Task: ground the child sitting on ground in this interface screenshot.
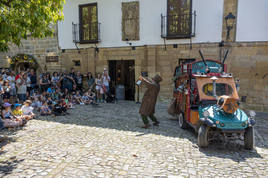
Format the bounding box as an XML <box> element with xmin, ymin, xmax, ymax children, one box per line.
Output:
<box><xmin>53</xmin><ymin>99</ymin><xmax>68</xmax><ymax>116</ymax></box>
<box><xmin>1</xmin><ymin>103</ymin><xmax>26</xmax><ymax>128</ymax></box>
<box><xmin>32</xmin><ymin>96</ymin><xmax>42</xmax><ymax>111</ymax></box>
<box><xmin>88</xmin><ymin>89</ymin><xmax>97</xmax><ymax>104</ymax></box>
<box><xmin>81</xmin><ymin>92</ymin><xmax>91</xmax><ymax>105</ymax></box>
<box><xmin>46</xmin><ymin>96</ymin><xmax>54</xmax><ymax>110</ymax></box>
<box><xmin>40</xmin><ymin>91</ymin><xmax>48</xmax><ymax>102</ymax></box>
<box><xmin>12</xmin><ymin>103</ymin><xmax>27</xmax><ymax>120</ymax></box>
<box><xmin>52</xmin><ymin>88</ymin><xmax>62</xmax><ymax>101</ymax></box>
<box><xmin>40</xmin><ymin>101</ymin><xmax>51</xmax><ymax>116</ymax></box>
<box><xmin>21</xmin><ymin>100</ymin><xmax>35</xmax><ymax>120</ymax></box>
<box><xmin>47</xmin><ymin>86</ymin><xmax>55</xmax><ymax>95</ymax></box>
<box><xmin>74</xmin><ymin>91</ymin><xmax>84</xmax><ymax>105</ymax></box>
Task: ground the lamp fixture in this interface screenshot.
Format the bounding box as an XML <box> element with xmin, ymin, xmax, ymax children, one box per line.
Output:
<box><xmin>225</xmin><ymin>12</ymin><xmax>236</xmax><ymax>40</ymax></box>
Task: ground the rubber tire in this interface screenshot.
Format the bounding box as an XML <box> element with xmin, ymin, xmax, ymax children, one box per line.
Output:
<box><xmin>198</xmin><ymin>124</ymin><xmax>209</xmax><ymax>148</ymax></box>
<box><xmin>244</xmin><ymin>127</ymin><xmax>255</xmax><ymax>150</ymax></box>
<box><xmin>178</xmin><ymin>112</ymin><xmax>188</xmax><ymax>129</ymax></box>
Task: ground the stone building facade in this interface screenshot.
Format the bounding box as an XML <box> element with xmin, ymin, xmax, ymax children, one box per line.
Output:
<box><xmin>59</xmin><ymin>41</ymin><xmax>268</xmax><ymax>111</ymax></box>
<box><xmin>0</xmin><ymin>34</ymin><xmax>61</xmax><ymax>73</ymax></box>
<box><xmin>0</xmin><ymin>0</ymin><xmax>268</xmax><ymax>111</ymax></box>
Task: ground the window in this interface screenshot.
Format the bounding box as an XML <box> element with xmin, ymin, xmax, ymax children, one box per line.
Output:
<box><xmin>175</xmin><ymin>66</ymin><xmax>182</xmax><ymax>77</ymax></box>
<box><xmin>79</xmin><ymin>3</ymin><xmax>98</xmax><ymax>43</ymax></box>
<box><xmin>203</xmin><ymin>83</ymin><xmax>233</xmax><ymax>97</ymax></box>
<box><xmin>73</xmin><ymin>60</ymin><xmax>81</xmax><ymax>66</ymax></box>
<box><xmin>167</xmin><ymin>0</ymin><xmax>193</xmax><ymax>38</ymax></box>
<box><xmin>122</xmin><ymin>2</ymin><xmax>140</xmax><ymax>41</ymax></box>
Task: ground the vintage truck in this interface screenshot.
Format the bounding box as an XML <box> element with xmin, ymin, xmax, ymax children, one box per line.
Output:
<box><xmin>172</xmin><ymin>50</ymin><xmax>256</xmax><ymax>149</ymax></box>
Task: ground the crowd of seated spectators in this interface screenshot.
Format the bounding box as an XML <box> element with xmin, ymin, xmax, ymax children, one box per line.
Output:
<box><xmin>0</xmin><ymin>67</ymin><xmax>116</xmax><ymax>130</ymax></box>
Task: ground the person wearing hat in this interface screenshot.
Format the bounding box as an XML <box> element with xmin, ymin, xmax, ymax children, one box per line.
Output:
<box><xmin>21</xmin><ymin>100</ymin><xmax>35</xmax><ymax>120</ymax></box>
<box><xmin>138</xmin><ymin>74</ymin><xmax>163</xmax><ymax>128</ymax></box>
<box><xmin>1</xmin><ymin>102</ymin><xmax>26</xmax><ymax>128</ymax></box>
<box><xmin>12</xmin><ymin>103</ymin><xmax>28</xmax><ymax>120</ymax></box>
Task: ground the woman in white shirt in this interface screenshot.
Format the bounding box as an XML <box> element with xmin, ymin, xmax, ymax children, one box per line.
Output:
<box><xmin>95</xmin><ymin>73</ymin><xmax>102</xmax><ymax>103</ymax></box>
<box><xmin>7</xmin><ymin>71</ymin><xmax>16</xmax><ymax>103</ymax></box>
<box><xmin>16</xmin><ymin>73</ymin><xmax>27</xmax><ymax>102</ymax></box>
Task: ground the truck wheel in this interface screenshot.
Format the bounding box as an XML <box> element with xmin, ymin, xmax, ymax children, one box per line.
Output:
<box><xmin>198</xmin><ymin>125</ymin><xmax>209</xmax><ymax>147</ymax></box>
<box><xmin>178</xmin><ymin>112</ymin><xmax>188</xmax><ymax>129</ymax></box>
<box><xmin>244</xmin><ymin>127</ymin><xmax>255</xmax><ymax>150</ymax></box>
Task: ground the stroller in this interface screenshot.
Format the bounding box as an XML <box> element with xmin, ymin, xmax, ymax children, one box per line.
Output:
<box><xmin>105</xmin><ymin>86</ymin><xmax>117</xmax><ymax>103</ymax></box>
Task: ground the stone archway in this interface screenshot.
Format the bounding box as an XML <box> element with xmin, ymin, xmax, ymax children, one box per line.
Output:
<box><xmin>10</xmin><ymin>54</ymin><xmax>40</xmax><ymax>72</ymax></box>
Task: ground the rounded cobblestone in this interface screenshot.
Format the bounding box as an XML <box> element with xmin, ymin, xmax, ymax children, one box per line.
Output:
<box><xmin>0</xmin><ymin>101</ymin><xmax>267</xmax><ymax>177</ymax></box>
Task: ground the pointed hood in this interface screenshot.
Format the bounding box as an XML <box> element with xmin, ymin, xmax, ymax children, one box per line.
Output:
<box><xmin>153</xmin><ymin>74</ymin><xmax>162</xmax><ymax>83</ymax></box>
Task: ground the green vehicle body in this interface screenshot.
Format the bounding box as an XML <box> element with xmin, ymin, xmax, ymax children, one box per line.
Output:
<box><xmin>199</xmin><ymin>106</ymin><xmax>249</xmax><ymax>131</ymax></box>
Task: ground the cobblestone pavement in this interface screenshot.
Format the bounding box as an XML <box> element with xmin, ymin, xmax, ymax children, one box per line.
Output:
<box><xmin>0</xmin><ymin>101</ymin><xmax>268</xmax><ymax>177</ymax></box>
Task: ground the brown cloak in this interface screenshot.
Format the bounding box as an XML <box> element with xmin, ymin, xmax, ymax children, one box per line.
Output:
<box><xmin>139</xmin><ymin>75</ymin><xmax>162</xmax><ymax>116</ymax></box>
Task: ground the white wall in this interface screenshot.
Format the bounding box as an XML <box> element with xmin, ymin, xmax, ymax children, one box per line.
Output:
<box><xmin>58</xmin><ymin>0</ymin><xmax>224</xmax><ymax>49</ymax></box>
<box><xmin>236</xmin><ymin>0</ymin><xmax>268</xmax><ymax>42</ymax></box>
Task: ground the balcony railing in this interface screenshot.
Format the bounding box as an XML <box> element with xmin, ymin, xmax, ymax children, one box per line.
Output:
<box><xmin>72</xmin><ymin>22</ymin><xmax>101</xmax><ymax>44</ymax></box>
<box><xmin>161</xmin><ymin>11</ymin><xmax>196</xmax><ymax>39</ymax></box>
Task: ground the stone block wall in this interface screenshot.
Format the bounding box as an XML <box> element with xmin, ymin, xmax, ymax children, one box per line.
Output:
<box><xmin>59</xmin><ymin>41</ymin><xmax>268</xmax><ymax>111</ymax></box>
<box><xmin>1</xmin><ymin>34</ymin><xmax>267</xmax><ymax>111</ymax></box>
<box><xmin>0</xmin><ymin>33</ymin><xmax>60</xmax><ymax>73</ymax></box>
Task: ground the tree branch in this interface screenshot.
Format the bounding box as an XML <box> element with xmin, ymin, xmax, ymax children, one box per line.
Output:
<box><xmin>0</xmin><ymin>0</ymin><xmax>13</xmax><ymax>7</ymax></box>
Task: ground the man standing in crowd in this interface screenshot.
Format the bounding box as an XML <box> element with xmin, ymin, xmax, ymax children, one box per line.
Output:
<box><xmin>60</xmin><ymin>73</ymin><xmax>76</xmax><ymax>93</ymax></box>
<box><xmin>16</xmin><ymin>73</ymin><xmax>27</xmax><ymax>102</ymax></box>
<box><xmin>138</xmin><ymin>74</ymin><xmax>162</xmax><ymax>129</ymax></box>
<box><xmin>69</xmin><ymin>68</ymin><xmax>76</xmax><ymax>79</ymax></box>
<box><xmin>75</xmin><ymin>71</ymin><xmax>83</xmax><ymax>91</ymax></box>
<box><xmin>29</xmin><ymin>69</ymin><xmax>37</xmax><ymax>94</ymax></box>
<box><xmin>87</xmin><ymin>72</ymin><xmax>95</xmax><ymax>90</ymax></box>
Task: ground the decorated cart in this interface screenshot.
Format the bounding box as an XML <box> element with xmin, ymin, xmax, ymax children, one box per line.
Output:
<box><xmin>171</xmin><ymin>50</ymin><xmax>256</xmax><ymax>149</ymax></box>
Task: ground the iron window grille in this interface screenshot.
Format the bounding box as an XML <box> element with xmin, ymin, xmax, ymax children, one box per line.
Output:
<box><xmin>72</xmin><ymin>22</ymin><xmax>101</xmax><ymax>44</ymax></box>
<box><xmin>161</xmin><ymin>11</ymin><xmax>196</xmax><ymax>39</ymax></box>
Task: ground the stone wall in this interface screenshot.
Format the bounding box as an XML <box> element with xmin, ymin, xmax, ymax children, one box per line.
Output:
<box><xmin>59</xmin><ymin>42</ymin><xmax>267</xmax><ymax>111</ymax></box>
<box><xmin>0</xmin><ymin>33</ymin><xmax>60</xmax><ymax>72</ymax></box>
<box><xmin>1</xmin><ymin>36</ymin><xmax>267</xmax><ymax>111</ymax></box>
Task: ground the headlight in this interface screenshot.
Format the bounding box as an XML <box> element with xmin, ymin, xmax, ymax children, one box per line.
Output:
<box><xmin>241</xmin><ymin>121</ymin><xmax>247</xmax><ymax>127</ymax></box>
<box><xmin>203</xmin><ymin>110</ymin><xmax>210</xmax><ymax>118</ymax></box>
<box><xmin>249</xmin><ymin>110</ymin><xmax>256</xmax><ymax>117</ymax></box>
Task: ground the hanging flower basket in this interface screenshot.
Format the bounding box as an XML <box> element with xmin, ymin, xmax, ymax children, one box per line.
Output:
<box><xmin>10</xmin><ymin>54</ymin><xmax>39</xmax><ymax>70</ymax></box>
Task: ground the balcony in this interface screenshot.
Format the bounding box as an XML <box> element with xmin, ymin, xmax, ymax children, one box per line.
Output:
<box><xmin>161</xmin><ymin>11</ymin><xmax>196</xmax><ymax>39</ymax></box>
<box><xmin>72</xmin><ymin>22</ymin><xmax>101</xmax><ymax>44</ymax></box>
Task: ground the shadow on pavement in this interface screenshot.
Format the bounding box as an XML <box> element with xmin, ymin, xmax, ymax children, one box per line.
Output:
<box><xmin>0</xmin><ymin>157</ymin><xmax>24</xmax><ymax>177</ymax></box>
<box><xmin>199</xmin><ymin>141</ymin><xmax>263</xmax><ymax>162</ymax></box>
<box><xmin>0</xmin><ymin>128</ymin><xmax>23</xmax><ymax>177</ymax></box>
<box><xmin>33</xmin><ymin>101</ymin><xmax>264</xmax><ymax>162</ymax></box>
<box><xmin>254</xmin><ymin>112</ymin><xmax>268</xmax><ymax>149</ymax></box>
<box><xmin>0</xmin><ymin>127</ymin><xmax>21</xmax><ymax>156</ymax></box>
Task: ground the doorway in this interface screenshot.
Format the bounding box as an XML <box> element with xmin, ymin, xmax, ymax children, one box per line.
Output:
<box><xmin>109</xmin><ymin>60</ymin><xmax>135</xmax><ymax>101</ymax></box>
